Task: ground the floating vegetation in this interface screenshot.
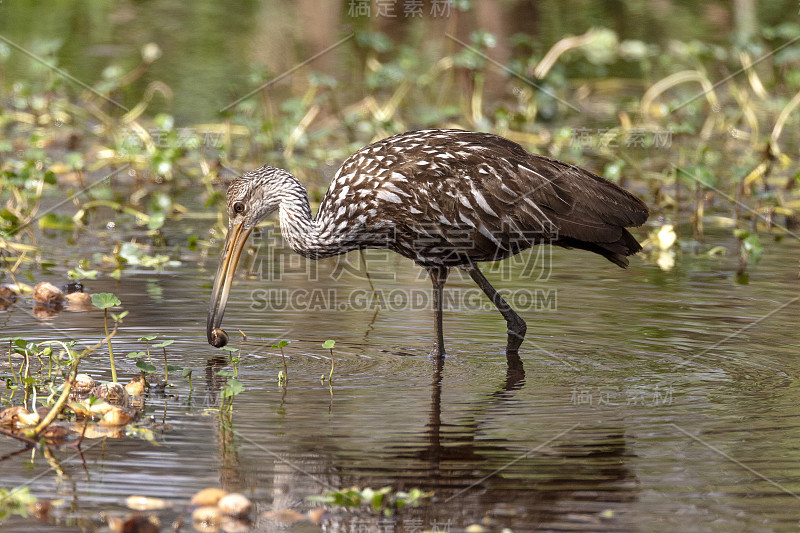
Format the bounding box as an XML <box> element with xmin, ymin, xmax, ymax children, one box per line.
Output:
<box><xmin>309</xmin><ymin>485</ymin><xmax>433</xmax><ymax>517</ymax></box>
<box><xmin>0</xmin><ymin>487</ymin><xmax>38</xmax><ymax>521</ymax></box>
<box><xmin>0</xmin><ymin>330</ymin><xmax>154</xmax><ymax>446</ymax></box>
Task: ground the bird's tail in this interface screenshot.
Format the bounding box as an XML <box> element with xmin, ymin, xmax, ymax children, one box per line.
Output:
<box><xmin>557</xmin><ymin>229</ymin><xmax>642</xmax><ymax>268</ymax></box>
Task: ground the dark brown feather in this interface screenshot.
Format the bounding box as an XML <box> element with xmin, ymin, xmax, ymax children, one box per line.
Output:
<box><xmin>315</xmin><ymin>129</ymin><xmax>648</xmax><ymax>268</ymax></box>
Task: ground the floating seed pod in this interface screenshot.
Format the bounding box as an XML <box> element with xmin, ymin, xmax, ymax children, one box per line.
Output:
<box><xmin>99</xmin><ymin>407</ymin><xmax>134</xmax><ymax>427</ymax></box>
<box><xmin>0</xmin><ymin>406</ymin><xmax>41</xmax><ymax>427</ymax></box>
<box><xmin>218</xmin><ymin>493</ymin><xmax>251</xmax><ymax>518</ymax></box>
<box><xmin>190</xmin><ymin>488</ymin><xmax>228</xmax><ymax>508</ymax></box>
<box><xmin>33</xmin><ymin>282</ymin><xmax>65</xmax><ymax>305</ymax></box>
<box><xmin>73</xmin><ymin>374</ymin><xmax>96</xmax><ymax>396</ymax></box>
<box><xmin>92</xmin><ymin>382</ymin><xmax>129</xmax><ymax>405</ymax></box>
<box><xmin>125</xmin><ymin>376</ymin><xmax>146</xmax><ymax>396</ymax></box>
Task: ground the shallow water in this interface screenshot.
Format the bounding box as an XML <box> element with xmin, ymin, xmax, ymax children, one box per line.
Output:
<box><xmin>2</xmin><ymin>220</ymin><xmax>800</xmax><ymax>532</ymax></box>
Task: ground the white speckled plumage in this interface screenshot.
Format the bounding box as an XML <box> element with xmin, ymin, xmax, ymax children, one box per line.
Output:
<box><xmin>225</xmin><ymin>129</ymin><xmax>648</xmax><ymax>267</ymax></box>
<box><xmin>210</xmin><ymin>129</ymin><xmax>649</xmax><ymax>355</ymax></box>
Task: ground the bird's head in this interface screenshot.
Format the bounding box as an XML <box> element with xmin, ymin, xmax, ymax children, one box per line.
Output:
<box><xmin>207</xmin><ymin>166</ymin><xmax>292</xmax><ymax>347</ymax></box>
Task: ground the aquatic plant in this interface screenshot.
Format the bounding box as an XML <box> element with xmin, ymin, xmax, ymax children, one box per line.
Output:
<box><xmin>271</xmin><ymin>340</ymin><xmax>290</xmax><ymax>384</ymax></box>
<box><xmin>322</xmin><ymin>340</ymin><xmax>335</xmax><ymax>382</ymax></box>
<box><xmin>152</xmin><ymin>339</ymin><xmax>177</xmax><ymax>382</ymax></box>
<box><xmin>309</xmin><ymin>485</ymin><xmax>432</xmax><ymax>516</ymax></box>
<box><xmin>91</xmin><ymin>292</ymin><xmax>123</xmax><ymax>383</ymax></box>
<box><xmin>218</xmin><ymin>346</ymin><xmax>244</xmax><ymax>410</ymax></box>
<box><xmin>0</xmin><ymin>487</ymin><xmax>37</xmax><ymax>520</ymax></box>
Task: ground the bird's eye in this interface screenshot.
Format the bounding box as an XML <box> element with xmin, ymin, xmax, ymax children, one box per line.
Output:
<box><xmin>233</xmin><ymin>201</ymin><xmax>245</xmax><ymax>215</ymax></box>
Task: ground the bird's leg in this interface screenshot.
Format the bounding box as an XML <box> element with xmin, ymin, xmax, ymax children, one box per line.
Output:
<box><xmin>427</xmin><ymin>266</ymin><xmax>450</xmax><ymax>360</ymax></box>
<box><xmin>463</xmin><ymin>265</ymin><xmax>527</xmax><ymax>356</ymax></box>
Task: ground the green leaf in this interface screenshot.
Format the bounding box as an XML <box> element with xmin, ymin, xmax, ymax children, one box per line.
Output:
<box><xmin>0</xmin><ymin>208</ymin><xmax>19</xmax><ymax>224</ymax></box>
<box><xmin>119</xmin><ymin>242</ymin><xmax>144</xmax><ymax>265</ymax></box>
<box><xmin>152</xmin><ymin>339</ymin><xmax>174</xmax><ymax>348</ymax></box>
<box><xmin>136</xmin><ymin>361</ymin><xmax>157</xmax><ymax>373</ymax></box>
<box><xmin>64</xmin><ymin>152</ymin><xmax>84</xmax><ymax>170</ymax></box>
<box><xmin>43</xmin><ymin>170</ymin><xmax>57</xmax><ymax>185</ymax></box>
<box><xmin>166</xmin><ymin>365</ymin><xmax>182</xmax><ymax>372</ymax></box>
<box><xmin>139</xmin><ymin>335</ymin><xmax>158</xmax><ymax>342</ymax></box>
<box><xmin>220</xmin><ymin>346</ymin><xmax>238</xmax><ymax>352</ymax></box>
<box><xmin>180</xmin><ymin>368</ymin><xmax>193</xmax><ymax>378</ymax></box>
<box><xmin>322</xmin><ymin>340</ymin><xmax>335</xmax><ymax>349</ymax></box>
<box><xmin>126</xmin><ymin>351</ymin><xmax>146</xmax><ymax>359</ymax></box>
<box><xmin>221</xmin><ymin>378</ymin><xmax>244</xmax><ymax>398</ymax></box>
<box><xmin>742</xmin><ymin>234</ymin><xmax>763</xmax><ymax>264</ymax></box>
<box><xmin>217</xmin><ymin>370</ymin><xmax>235</xmax><ymax>377</ymax></box>
<box><xmin>67</xmin><ymin>266</ymin><xmax>98</xmax><ymax>280</ymax></box>
<box><xmin>277</xmin><ymin>340</ymin><xmax>289</xmax><ymax>348</ymax></box>
<box><xmin>38</xmin><ymin>213</ymin><xmax>74</xmax><ymax>231</ymax></box>
<box><xmin>91</xmin><ymin>292</ymin><xmax>121</xmax><ymax>309</ymax></box>
<box><xmin>147</xmin><ymin>212</ymin><xmax>165</xmax><ymax>230</ymax></box>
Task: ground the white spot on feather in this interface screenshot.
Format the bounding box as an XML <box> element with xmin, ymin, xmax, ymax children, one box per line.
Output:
<box><xmin>458</xmin><ymin>213</ymin><xmax>476</xmax><ymax>227</ymax></box>
<box><xmin>471</xmin><ymin>187</ymin><xmax>498</xmax><ymax>217</ymax></box>
<box><xmin>383</xmin><ymin>182</ymin><xmax>411</xmax><ymax>197</ymax></box>
<box><xmin>377</xmin><ymin>190</ymin><xmax>402</xmax><ymax>203</ymax></box>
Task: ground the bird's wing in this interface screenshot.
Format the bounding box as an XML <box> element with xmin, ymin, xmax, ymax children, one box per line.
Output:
<box><xmin>455</xmin><ymin>133</ymin><xmax>649</xmax><ymax>248</ymax></box>
<box><xmin>317</xmin><ymin>129</ymin><xmax>648</xmax><ymax>263</ymax></box>
<box><xmin>387</xmin><ymin>132</ymin><xmax>646</xmax><ymax>254</ymax></box>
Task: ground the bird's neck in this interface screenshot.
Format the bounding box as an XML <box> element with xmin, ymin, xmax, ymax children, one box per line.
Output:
<box><xmin>276</xmin><ymin>175</ymin><xmax>358</xmax><ymax>259</ymax></box>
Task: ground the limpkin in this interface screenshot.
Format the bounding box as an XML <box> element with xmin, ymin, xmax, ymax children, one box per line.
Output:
<box><xmin>207</xmin><ymin>129</ymin><xmax>648</xmax><ymax>358</ymax></box>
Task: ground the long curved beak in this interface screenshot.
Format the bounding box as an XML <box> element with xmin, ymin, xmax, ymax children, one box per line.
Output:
<box><xmin>207</xmin><ymin>222</ymin><xmax>253</xmax><ymax>347</ymax></box>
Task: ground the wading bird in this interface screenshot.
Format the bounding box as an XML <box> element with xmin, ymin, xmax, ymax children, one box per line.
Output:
<box><xmin>207</xmin><ymin>129</ymin><xmax>648</xmax><ymax>359</ymax></box>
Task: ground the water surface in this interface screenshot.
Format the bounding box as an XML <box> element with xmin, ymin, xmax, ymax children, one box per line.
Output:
<box><xmin>2</xmin><ymin>221</ymin><xmax>800</xmax><ymax>532</ymax></box>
